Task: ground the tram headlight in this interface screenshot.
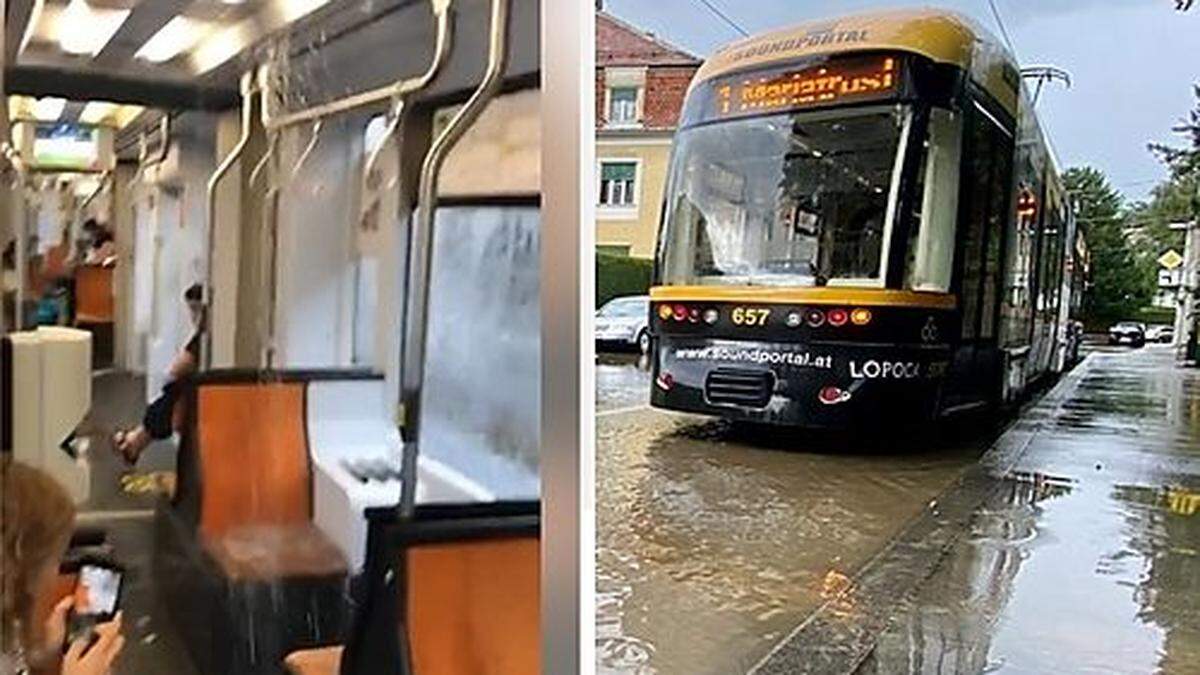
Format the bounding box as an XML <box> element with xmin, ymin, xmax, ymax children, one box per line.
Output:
<box><xmin>658</xmin><ymin>304</ymin><xmax>672</xmax><ymax>320</ymax></box>
<box><xmin>827</xmin><ymin>308</ymin><xmax>849</xmax><ymax>327</ymax></box>
<box><xmin>703</xmin><ymin>309</ymin><xmax>719</xmax><ymax>324</ymax></box>
<box><xmin>850</xmin><ymin>308</ymin><xmax>873</xmax><ymax>326</ymax></box>
<box><xmin>804</xmin><ymin>308</ymin><xmax>825</xmax><ymax>327</ymax></box>
<box><xmin>688</xmin><ymin>308</ymin><xmax>701</xmax><ymax>323</ymax></box>
<box><xmin>672</xmin><ymin>305</ymin><xmax>688</xmax><ymax>321</ymax></box>
<box><xmin>786</xmin><ymin>311</ymin><xmax>803</xmax><ymax>328</ymax></box>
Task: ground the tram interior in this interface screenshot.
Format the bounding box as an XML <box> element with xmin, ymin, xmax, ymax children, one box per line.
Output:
<box><xmin>1</xmin><ymin>0</ymin><xmax>541</xmax><ymax>673</ymax></box>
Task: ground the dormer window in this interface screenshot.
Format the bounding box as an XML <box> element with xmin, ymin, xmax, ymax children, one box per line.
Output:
<box><xmin>608</xmin><ymin>87</ymin><xmax>639</xmax><ymax>125</ymax></box>
<box><xmin>604</xmin><ymin>67</ymin><xmax>646</xmax><ymax>128</ymax></box>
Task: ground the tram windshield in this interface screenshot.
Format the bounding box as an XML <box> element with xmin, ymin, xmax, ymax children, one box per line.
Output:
<box><xmin>658</xmin><ymin>105</ymin><xmax>910</xmax><ymax>287</ymax></box>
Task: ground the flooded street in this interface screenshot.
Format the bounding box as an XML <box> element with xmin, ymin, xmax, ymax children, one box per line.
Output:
<box><xmin>595</xmin><ymin>355</ymin><xmax>999</xmax><ymax>673</ymax></box>
<box><xmin>596</xmin><ymin>345</ymin><xmax>1200</xmax><ymax>674</ymax></box>
<box><xmin>858</xmin><ymin>344</ymin><xmax>1200</xmax><ymax>674</ymax></box>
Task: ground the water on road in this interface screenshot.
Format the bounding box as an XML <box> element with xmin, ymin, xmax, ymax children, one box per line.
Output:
<box><xmin>594</xmin><ymin>354</ymin><xmax>999</xmax><ymax>674</ymax></box>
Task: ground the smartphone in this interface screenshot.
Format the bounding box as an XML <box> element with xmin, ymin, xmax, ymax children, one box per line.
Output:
<box><xmin>65</xmin><ymin>562</ymin><xmax>123</xmax><ymax>647</ymax></box>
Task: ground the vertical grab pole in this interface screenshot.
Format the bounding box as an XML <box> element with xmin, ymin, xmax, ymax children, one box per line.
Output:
<box><xmin>203</xmin><ymin>72</ymin><xmax>256</xmax><ymax>369</ymax></box>
<box><xmin>398</xmin><ymin>0</ymin><xmax>510</xmax><ymax>517</ymax></box>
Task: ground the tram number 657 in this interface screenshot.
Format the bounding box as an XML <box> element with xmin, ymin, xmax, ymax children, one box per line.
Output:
<box><xmin>731</xmin><ymin>307</ymin><xmax>771</xmax><ymax>326</ymax></box>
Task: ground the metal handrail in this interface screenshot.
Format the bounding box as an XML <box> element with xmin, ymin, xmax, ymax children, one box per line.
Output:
<box><xmin>126</xmin><ymin>114</ymin><xmax>172</xmax><ymax>190</ymax></box>
<box><xmin>288</xmin><ymin>120</ymin><xmax>322</xmax><ymax>181</ymax></box>
<box><xmin>397</xmin><ymin>0</ymin><xmax>510</xmax><ymax>517</ymax></box>
<box><xmin>78</xmin><ymin>171</ymin><xmax>110</xmax><ymax>214</ymax></box>
<box><xmin>363</xmin><ymin>99</ymin><xmax>403</xmax><ymax>187</ymax></box>
<box><xmin>259</xmin><ymin>0</ymin><xmax>453</xmax><ymax>131</ymax></box>
<box><xmin>203</xmin><ymin>71</ymin><xmax>257</xmax><ymax>369</ymax></box>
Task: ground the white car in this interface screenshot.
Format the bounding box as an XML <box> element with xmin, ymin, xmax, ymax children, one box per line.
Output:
<box><xmin>1146</xmin><ymin>325</ymin><xmax>1174</xmax><ymax>343</ymax></box>
<box><xmin>595</xmin><ymin>295</ymin><xmax>651</xmax><ymax>353</ymax></box>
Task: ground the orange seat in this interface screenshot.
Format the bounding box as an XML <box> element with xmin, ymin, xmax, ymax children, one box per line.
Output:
<box><xmin>205</xmin><ymin>522</ymin><xmax>347</xmax><ymax>582</ymax></box>
<box><xmin>283</xmin><ymin>646</ymin><xmax>344</xmax><ymax>675</ymax></box>
<box><xmin>74</xmin><ymin>265</ymin><xmax>114</xmax><ymax>323</ymax></box>
<box><xmin>195</xmin><ymin>381</ymin><xmax>346</xmax><ymax>579</ymax></box>
<box><xmin>408</xmin><ymin>536</ymin><xmax>540</xmax><ymax>675</ymax></box>
<box><xmin>283</xmin><ymin>532</ymin><xmax>539</xmax><ymax>674</ymax></box>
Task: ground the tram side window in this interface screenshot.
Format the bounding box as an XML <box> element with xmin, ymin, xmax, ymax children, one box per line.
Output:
<box><xmin>979</xmin><ymin>139</ymin><xmax>1011</xmax><ymax>339</ymax></box>
<box><xmin>957</xmin><ymin>109</ymin><xmax>999</xmax><ymax>339</ymax></box>
<box><xmin>905</xmin><ymin>108</ymin><xmax>962</xmax><ymax>293</ymax></box>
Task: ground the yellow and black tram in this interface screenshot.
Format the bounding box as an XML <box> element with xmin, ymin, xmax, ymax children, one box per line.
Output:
<box><xmin>649</xmin><ymin>9</ymin><xmax>1086</xmax><ymax>427</ymax></box>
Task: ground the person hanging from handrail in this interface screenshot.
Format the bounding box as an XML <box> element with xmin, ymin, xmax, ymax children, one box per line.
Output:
<box><xmin>111</xmin><ymin>284</ymin><xmax>206</xmax><ymax>466</ymax></box>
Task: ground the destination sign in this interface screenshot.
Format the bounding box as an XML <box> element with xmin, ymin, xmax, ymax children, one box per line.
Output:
<box><xmin>714</xmin><ymin>55</ymin><xmax>899</xmax><ymax>118</ymax></box>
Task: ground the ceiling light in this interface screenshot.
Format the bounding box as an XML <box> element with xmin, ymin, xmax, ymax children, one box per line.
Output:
<box><xmin>58</xmin><ymin>0</ymin><xmax>131</xmax><ymax>56</ymax></box>
<box><xmin>189</xmin><ymin>0</ymin><xmax>332</xmax><ymax>73</ymax></box>
<box><xmin>136</xmin><ymin>16</ymin><xmax>212</xmax><ymax>63</ymax></box>
<box><xmin>80</xmin><ymin>101</ymin><xmax>117</xmax><ymax>124</ymax></box>
<box><xmin>32</xmin><ymin>97</ymin><xmax>66</xmax><ymax>121</ymax></box>
<box><xmin>18</xmin><ymin>0</ymin><xmax>45</xmax><ymax>54</ymax></box>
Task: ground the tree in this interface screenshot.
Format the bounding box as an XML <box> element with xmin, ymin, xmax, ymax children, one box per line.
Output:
<box><xmin>1065</xmin><ymin>166</ymin><xmax>1155</xmax><ymax>321</ymax></box>
<box><xmin>1127</xmin><ymin>175</ymin><xmax>1197</xmax><ymax>255</ymax></box>
<box><xmin>1149</xmin><ymin>84</ymin><xmax>1200</xmax><ymax>219</ymax></box>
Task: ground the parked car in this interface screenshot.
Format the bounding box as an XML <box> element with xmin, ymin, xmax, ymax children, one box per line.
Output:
<box><xmin>1146</xmin><ymin>325</ymin><xmax>1174</xmax><ymax>343</ymax></box>
<box><xmin>1108</xmin><ymin>321</ymin><xmax>1147</xmax><ymax>347</ymax></box>
<box><xmin>596</xmin><ymin>295</ymin><xmax>651</xmax><ymax>353</ymax></box>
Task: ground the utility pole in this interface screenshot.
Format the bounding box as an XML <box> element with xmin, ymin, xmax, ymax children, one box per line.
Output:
<box><xmin>1176</xmin><ymin>219</ymin><xmax>1198</xmax><ymax>363</ymax></box>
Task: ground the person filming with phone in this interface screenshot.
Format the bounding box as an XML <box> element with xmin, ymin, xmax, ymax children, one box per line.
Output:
<box><xmin>1</xmin><ymin>458</ymin><xmax>125</xmax><ymax>675</ymax></box>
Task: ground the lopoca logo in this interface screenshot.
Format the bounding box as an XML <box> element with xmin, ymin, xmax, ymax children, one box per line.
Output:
<box><xmin>849</xmin><ymin>360</ymin><xmax>922</xmax><ymax>380</ymax></box>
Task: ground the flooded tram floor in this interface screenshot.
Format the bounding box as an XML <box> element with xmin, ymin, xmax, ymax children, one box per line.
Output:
<box><xmin>595</xmin><ymin>354</ymin><xmax>1006</xmax><ymax>674</ymax></box>
<box><xmin>76</xmin><ymin>372</ymin><xmax>198</xmax><ymax>675</ymax></box>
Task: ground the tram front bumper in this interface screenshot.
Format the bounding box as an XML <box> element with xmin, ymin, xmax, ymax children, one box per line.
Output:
<box><xmin>650</xmin><ymin>338</ymin><xmax>951</xmax><ymax>428</ymax></box>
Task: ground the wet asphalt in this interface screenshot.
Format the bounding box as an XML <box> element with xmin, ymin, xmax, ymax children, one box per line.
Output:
<box><xmin>595</xmin><ymin>343</ymin><xmax>1200</xmax><ymax>675</ymax></box>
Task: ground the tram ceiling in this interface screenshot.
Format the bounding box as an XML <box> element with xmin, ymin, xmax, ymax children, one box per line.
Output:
<box><xmin>5</xmin><ymin>0</ymin><xmax>537</xmax><ymax>115</ymax></box>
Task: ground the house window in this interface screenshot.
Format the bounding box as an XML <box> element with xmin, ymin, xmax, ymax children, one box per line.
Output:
<box><xmin>599</xmin><ymin>162</ymin><xmax>637</xmax><ymax>206</ymax></box>
<box><xmin>608</xmin><ymin>87</ymin><xmax>639</xmax><ymax>125</ymax></box>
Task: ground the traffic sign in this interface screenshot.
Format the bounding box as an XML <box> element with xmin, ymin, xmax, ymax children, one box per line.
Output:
<box><xmin>1159</xmin><ymin>249</ymin><xmax>1184</xmax><ymax>270</ymax></box>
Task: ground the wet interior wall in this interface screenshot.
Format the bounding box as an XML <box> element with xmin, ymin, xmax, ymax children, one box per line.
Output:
<box><xmin>233</xmin><ymin>98</ymin><xmax>269</xmax><ymax>367</ymax></box>
<box><xmin>1</xmin><ymin>5</ymin><xmax>8</xmax><ymax>334</ymax></box>
<box><xmin>112</xmin><ymin>161</ymin><xmax>138</xmax><ymax>371</ymax></box>
<box><xmin>273</xmin><ymin>115</ymin><xmax>364</xmax><ymax>368</ymax></box>
<box><xmin>209</xmin><ymin>109</ymin><xmax>245</xmax><ymax>369</ymax></box>
<box><xmin>138</xmin><ymin>114</ymin><xmax>216</xmax><ymax>399</ymax></box>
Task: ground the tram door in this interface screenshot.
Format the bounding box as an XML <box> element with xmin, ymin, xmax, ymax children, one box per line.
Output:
<box><xmin>947</xmin><ymin>99</ymin><xmax>1014</xmax><ymax>408</ymax></box>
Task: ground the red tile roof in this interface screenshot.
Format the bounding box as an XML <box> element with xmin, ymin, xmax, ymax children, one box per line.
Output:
<box><xmin>597</xmin><ymin>11</ymin><xmax>702</xmax><ymax>67</ymax></box>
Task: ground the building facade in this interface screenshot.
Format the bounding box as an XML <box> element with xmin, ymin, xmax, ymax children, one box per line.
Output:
<box><xmin>596</xmin><ymin>12</ymin><xmax>700</xmax><ymax>259</ymax></box>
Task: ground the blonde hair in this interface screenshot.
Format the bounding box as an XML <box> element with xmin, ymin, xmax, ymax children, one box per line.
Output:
<box><xmin>1</xmin><ymin>458</ymin><xmax>76</xmax><ymax>654</ymax></box>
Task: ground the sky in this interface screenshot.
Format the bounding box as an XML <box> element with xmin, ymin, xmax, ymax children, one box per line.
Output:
<box><xmin>601</xmin><ymin>0</ymin><xmax>1200</xmax><ymax>203</ymax></box>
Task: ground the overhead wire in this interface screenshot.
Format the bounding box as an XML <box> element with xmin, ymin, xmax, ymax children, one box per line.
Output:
<box><xmin>691</xmin><ymin>0</ymin><xmax>749</xmax><ymax>38</ymax></box>
<box><xmin>987</xmin><ymin>0</ymin><xmax>1019</xmax><ymax>57</ymax></box>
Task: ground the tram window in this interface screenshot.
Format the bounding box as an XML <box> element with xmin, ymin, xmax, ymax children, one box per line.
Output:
<box><xmin>905</xmin><ymin>108</ymin><xmax>961</xmax><ymax>293</ymax></box>
<box><xmin>979</xmin><ymin>145</ymin><xmax>1011</xmax><ymax>339</ymax></box>
<box><xmin>958</xmin><ymin>116</ymin><xmax>994</xmax><ymax>340</ymax></box>
<box><xmin>659</xmin><ymin>106</ymin><xmax>907</xmax><ymax>287</ymax></box>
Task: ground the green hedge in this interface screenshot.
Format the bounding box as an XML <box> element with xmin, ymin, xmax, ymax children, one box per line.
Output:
<box><xmin>596</xmin><ymin>252</ymin><xmax>653</xmax><ymax>307</ymax></box>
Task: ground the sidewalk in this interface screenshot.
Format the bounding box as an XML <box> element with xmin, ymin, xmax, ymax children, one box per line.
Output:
<box><xmin>755</xmin><ymin>345</ymin><xmax>1200</xmax><ymax>674</ymax></box>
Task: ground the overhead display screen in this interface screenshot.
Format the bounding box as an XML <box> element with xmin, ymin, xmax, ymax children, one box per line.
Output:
<box><xmin>713</xmin><ymin>55</ymin><xmax>899</xmax><ymax>119</ymax></box>
<box><xmin>33</xmin><ymin>124</ymin><xmax>101</xmax><ymax>171</ymax></box>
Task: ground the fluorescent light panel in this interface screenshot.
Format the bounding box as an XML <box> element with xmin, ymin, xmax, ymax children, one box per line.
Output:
<box><xmin>79</xmin><ymin>101</ymin><xmax>117</xmax><ymax>124</ymax></box>
<box><xmin>58</xmin><ymin>0</ymin><xmax>131</xmax><ymax>56</ymax></box>
<box><xmin>32</xmin><ymin>97</ymin><xmax>66</xmax><ymax>121</ymax></box>
<box><xmin>189</xmin><ymin>0</ymin><xmax>333</xmax><ymax>74</ymax></box>
<box><xmin>136</xmin><ymin>16</ymin><xmax>213</xmax><ymax>63</ymax></box>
